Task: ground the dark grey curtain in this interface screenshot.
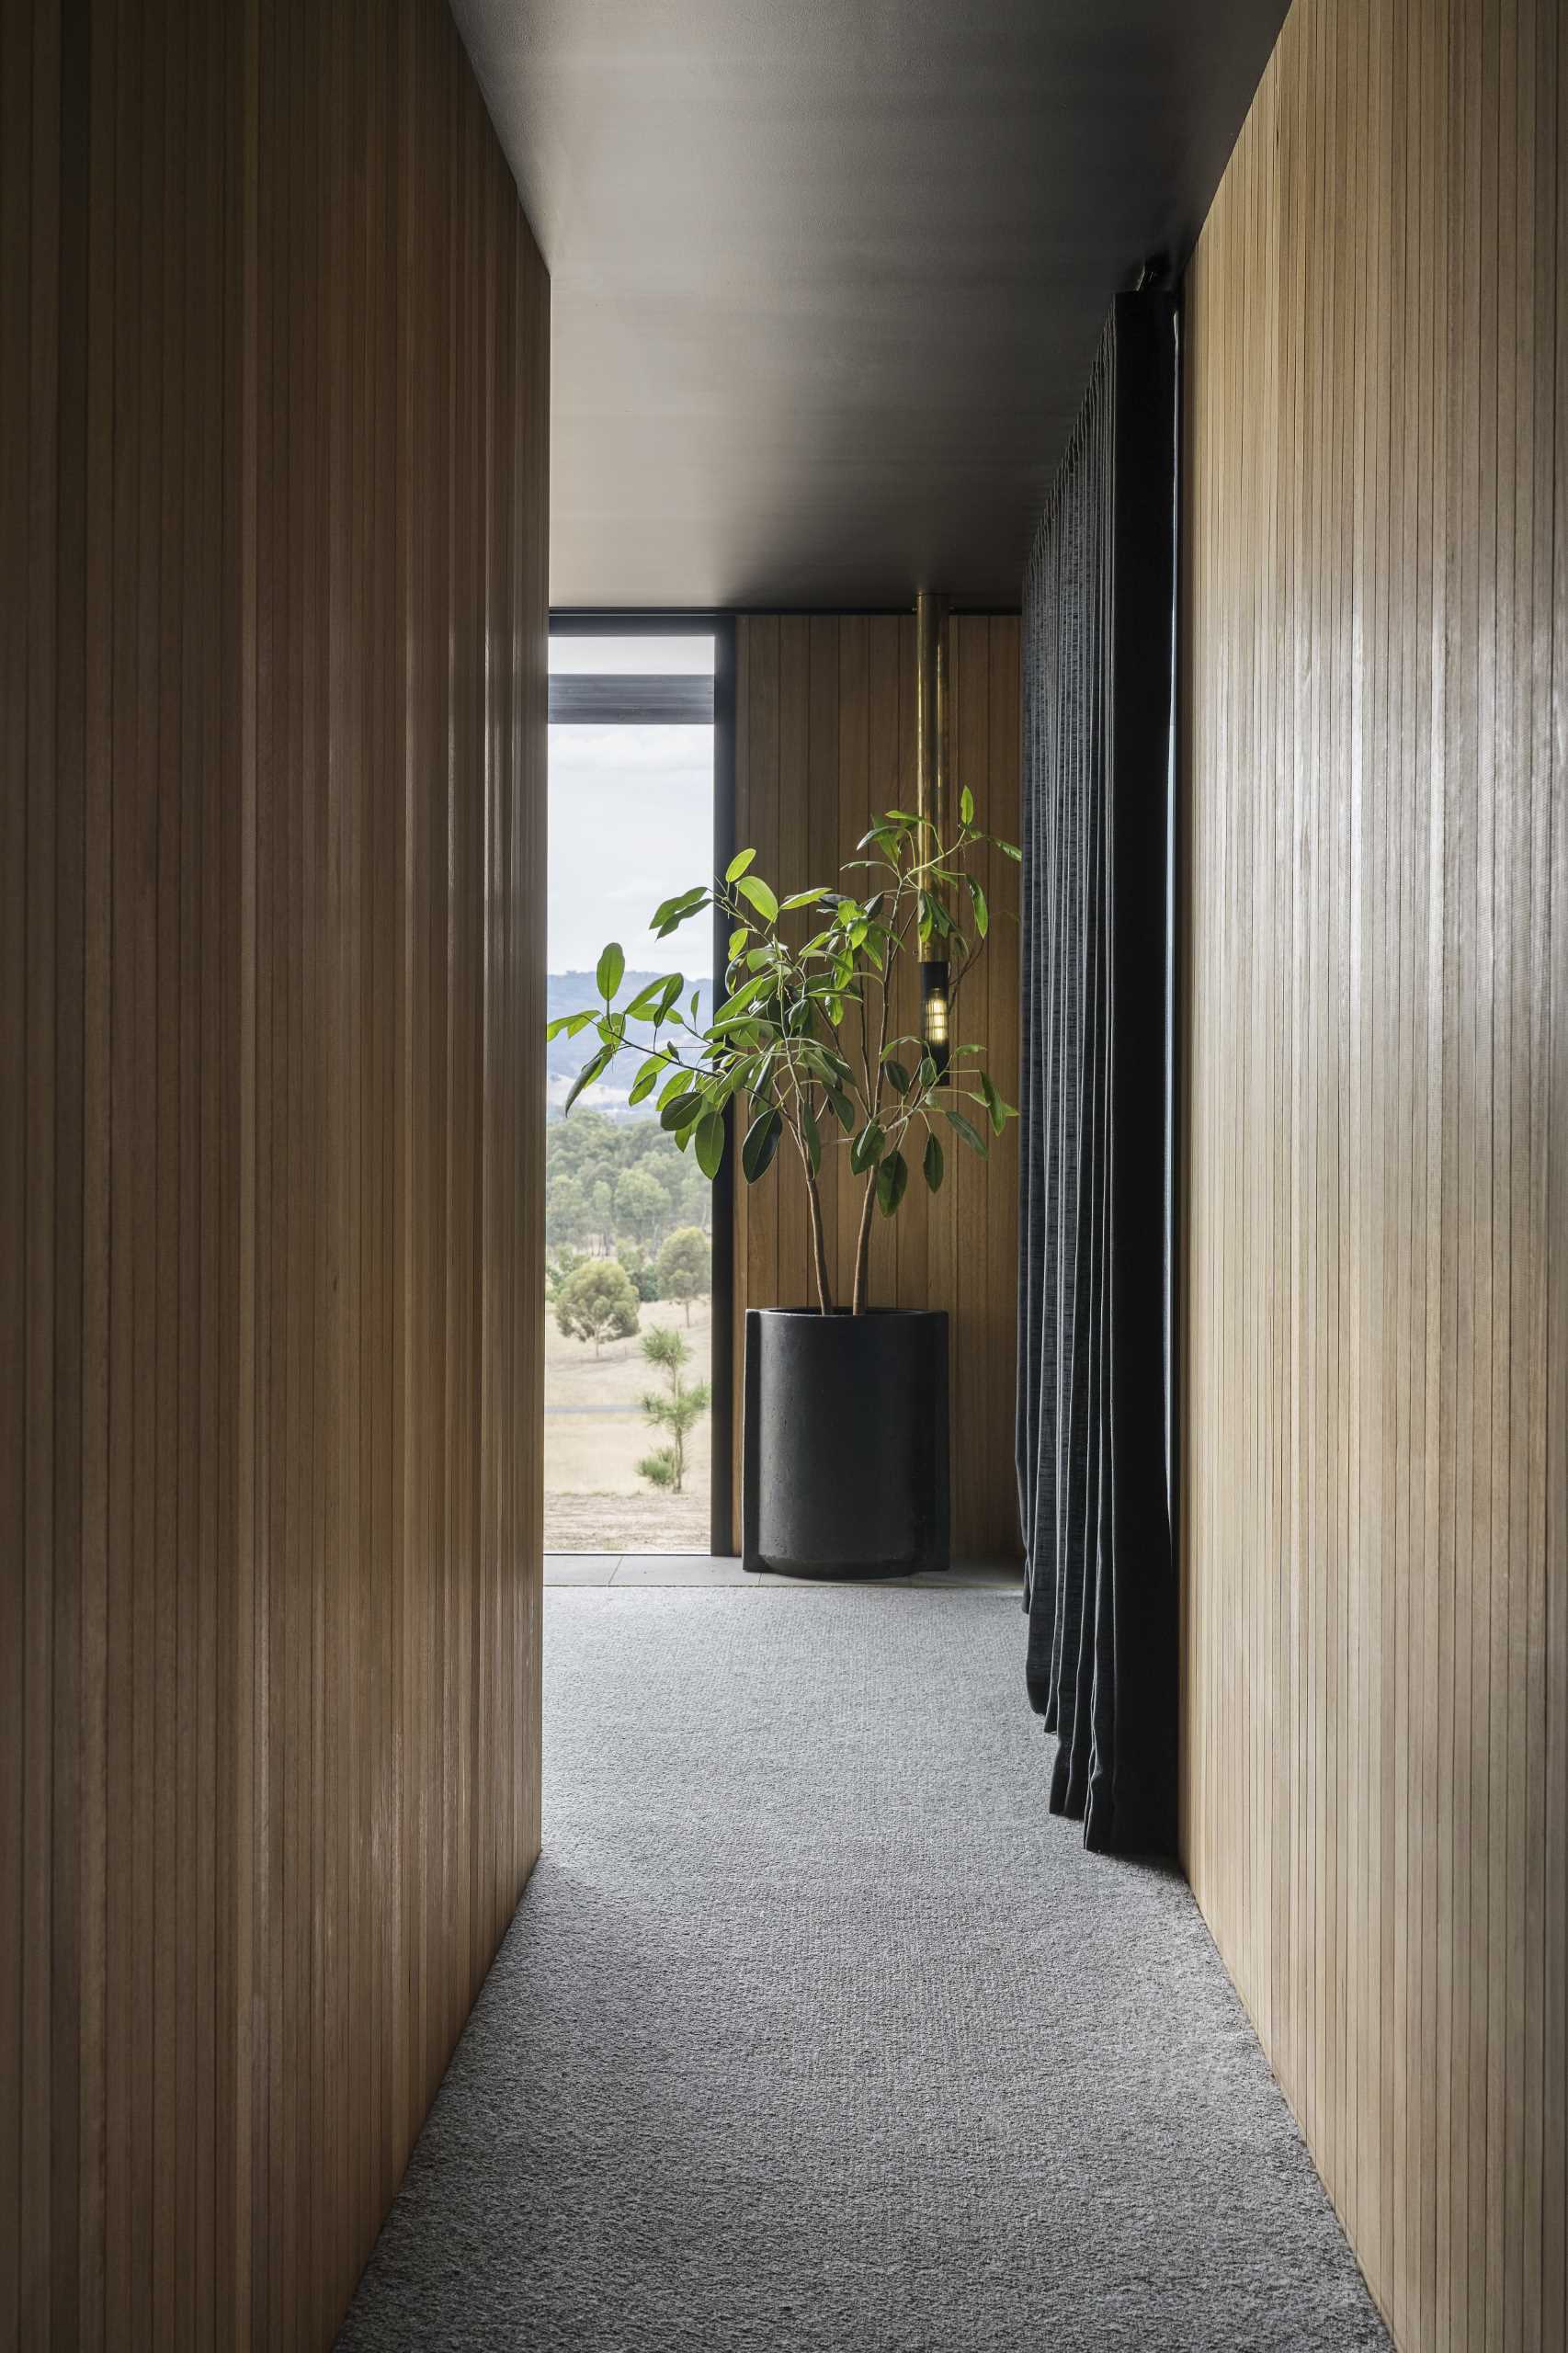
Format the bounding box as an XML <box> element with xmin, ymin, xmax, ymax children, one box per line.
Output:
<box><xmin>1017</xmin><ymin>291</ymin><xmax>1177</xmax><ymax>1856</ymax></box>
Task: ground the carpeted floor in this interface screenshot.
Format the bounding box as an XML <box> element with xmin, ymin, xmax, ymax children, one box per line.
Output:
<box><xmin>337</xmin><ymin>1590</ymin><xmax>1390</xmax><ymax>2352</ymax></box>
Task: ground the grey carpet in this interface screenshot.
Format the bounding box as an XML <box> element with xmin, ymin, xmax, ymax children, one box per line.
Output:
<box><xmin>337</xmin><ymin>1591</ymin><xmax>1390</xmax><ymax>2352</ymax></box>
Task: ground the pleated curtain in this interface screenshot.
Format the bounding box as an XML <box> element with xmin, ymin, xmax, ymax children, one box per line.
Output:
<box><xmin>1017</xmin><ymin>291</ymin><xmax>1178</xmax><ymax>1856</ymax></box>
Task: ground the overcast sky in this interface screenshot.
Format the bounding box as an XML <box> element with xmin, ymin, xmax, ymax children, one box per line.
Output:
<box><xmin>548</xmin><ymin>636</ymin><xmax>714</xmax><ymax>980</ymax></box>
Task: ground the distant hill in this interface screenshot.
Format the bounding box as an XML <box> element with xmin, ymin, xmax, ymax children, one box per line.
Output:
<box><xmin>546</xmin><ymin>970</ymin><xmax>713</xmax><ymax>1116</ymax></box>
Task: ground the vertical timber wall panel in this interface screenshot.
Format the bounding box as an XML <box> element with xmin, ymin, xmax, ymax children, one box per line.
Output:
<box><xmin>0</xmin><ymin>1</ymin><xmax>549</xmax><ymax>2344</ymax></box>
<box><xmin>732</xmin><ymin>614</ymin><xmax>1022</xmax><ymax>1560</ymax></box>
<box><xmin>1179</xmin><ymin>1</ymin><xmax>1566</xmax><ymax>2347</ymax></box>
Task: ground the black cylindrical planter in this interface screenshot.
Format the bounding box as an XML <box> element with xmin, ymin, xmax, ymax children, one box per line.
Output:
<box><xmin>742</xmin><ymin>1308</ymin><xmax>949</xmax><ymax>1578</ymax></box>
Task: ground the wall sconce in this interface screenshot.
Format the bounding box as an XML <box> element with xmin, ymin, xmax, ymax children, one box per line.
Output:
<box><xmin>920</xmin><ymin>958</ymin><xmax>950</xmax><ymax>1080</ymax></box>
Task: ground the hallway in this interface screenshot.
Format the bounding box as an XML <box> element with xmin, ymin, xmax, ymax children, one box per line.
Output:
<box><xmin>338</xmin><ymin>1591</ymin><xmax>1387</xmax><ymax>2351</ymax></box>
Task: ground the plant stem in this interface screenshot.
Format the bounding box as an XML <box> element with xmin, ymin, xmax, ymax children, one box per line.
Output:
<box><xmin>806</xmin><ymin>1163</ymin><xmax>834</xmax><ymax>1315</ymax></box>
<box><xmin>790</xmin><ymin>1117</ymin><xmax>835</xmax><ymax>1313</ymax></box>
<box><xmin>851</xmin><ymin>1170</ymin><xmax>877</xmax><ymax>1313</ymax></box>
<box><xmin>850</xmin><ymin>925</ymin><xmax>895</xmax><ymax>1313</ymax></box>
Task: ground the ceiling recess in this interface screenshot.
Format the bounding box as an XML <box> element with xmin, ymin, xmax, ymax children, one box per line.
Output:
<box><xmin>451</xmin><ymin>0</ymin><xmax>1289</xmax><ymax>609</ymax></box>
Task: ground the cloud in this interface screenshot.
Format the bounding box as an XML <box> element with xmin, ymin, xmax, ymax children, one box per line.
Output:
<box><xmin>550</xmin><ymin>722</ymin><xmax>715</xmax><ymax>979</ymax></box>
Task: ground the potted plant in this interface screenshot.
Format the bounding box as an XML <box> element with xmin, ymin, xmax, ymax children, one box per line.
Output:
<box><xmin>548</xmin><ymin>790</ymin><xmax>1018</xmax><ymax>1576</ymax></box>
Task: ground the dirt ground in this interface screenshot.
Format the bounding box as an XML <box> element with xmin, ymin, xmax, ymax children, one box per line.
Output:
<box><xmin>541</xmin><ymin>1490</ymin><xmax>710</xmax><ymax>1552</ymax></box>
<box><xmin>544</xmin><ymin>1294</ymin><xmax>713</xmax><ymax>1553</ymax></box>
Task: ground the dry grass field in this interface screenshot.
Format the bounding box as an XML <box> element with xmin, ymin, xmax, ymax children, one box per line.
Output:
<box><xmin>544</xmin><ymin>1294</ymin><xmax>713</xmax><ymax>1552</ymax></box>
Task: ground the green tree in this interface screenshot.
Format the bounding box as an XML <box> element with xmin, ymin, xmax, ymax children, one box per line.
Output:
<box><xmin>615</xmin><ymin>1163</ymin><xmax>671</xmax><ymax>1249</ymax></box>
<box><xmin>554</xmin><ymin>1257</ymin><xmax>640</xmax><ymax>1358</ymax></box>
<box><xmin>617</xmin><ymin>1246</ymin><xmax>661</xmax><ymax>1303</ymax></box>
<box><xmin>636</xmin><ymin>1325</ymin><xmax>710</xmax><ymax>1494</ymax></box>
<box><xmin>545</xmin><ymin>1169</ymin><xmax>592</xmax><ymax>1252</ymax></box>
<box><xmin>588</xmin><ymin>1176</ymin><xmax>617</xmax><ymax>1255</ymax></box>
<box><xmin>654</xmin><ymin>1226</ymin><xmax>709</xmax><ymax>1324</ymax></box>
<box><xmin>545</xmin><ymin>1245</ymin><xmax>585</xmax><ymax>1302</ymax></box>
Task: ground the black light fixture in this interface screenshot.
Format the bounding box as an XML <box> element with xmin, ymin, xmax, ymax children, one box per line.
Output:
<box><xmin>915</xmin><ymin>588</ymin><xmax>951</xmax><ymax>1080</ymax></box>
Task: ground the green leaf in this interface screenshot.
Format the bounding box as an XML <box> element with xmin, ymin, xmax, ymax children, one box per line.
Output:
<box><xmin>968</xmin><ymin>877</ymin><xmax>989</xmax><ymax>938</ymax></box>
<box><xmin>563</xmin><ymin>1044</ymin><xmax>613</xmax><ymax>1117</ymax></box>
<box><xmin>960</xmin><ymin>784</ymin><xmax>975</xmax><ymax>826</ymax></box>
<box><xmin>660</xmin><ymin>1091</ymin><xmax>702</xmax><ymax>1131</ymax></box>
<box><xmin>799</xmin><ymin>1043</ymin><xmax>846</xmax><ymax>1090</ymax></box>
<box><xmin>923</xmin><ymin>1133</ymin><xmax>945</xmax><ymax>1193</ymax></box>
<box><xmin>980</xmin><ymin>1071</ymin><xmax>1006</xmax><ymax>1134</ymax></box>
<box><xmin>742</xmin><ymin>1108</ymin><xmax>782</xmax><ymax>1182</ymax></box>
<box><xmin>727</xmin><ymin>926</ymin><xmax>749</xmax><ymax>961</ymax></box>
<box><xmin>736</xmin><ymin>874</ymin><xmax>779</xmax><ymax>923</ymax></box>
<box><xmin>628</xmin><ymin>1053</ymin><xmax>669</xmax><ymax>1107</ymax></box>
<box><xmin>945</xmin><ymin>1107</ymin><xmax>990</xmax><ymax>1158</ymax></box>
<box><xmin>876</xmin><ymin>1150</ymin><xmax>908</xmax><ymax>1218</ymax></box>
<box><xmin>824</xmin><ymin>1086</ymin><xmax>857</xmax><ymax>1131</ymax></box>
<box><xmin>725</xmin><ymin>847</ymin><xmax>756</xmax><ymax>883</ymax></box>
<box><xmin>596</xmin><ymin>942</ymin><xmax>625</xmax><ymax>1000</ymax></box>
<box><xmin>779</xmin><ymin>885</ymin><xmax>828</xmax><ymax>911</ymax></box>
<box><xmin>997</xmin><ymin>839</ymin><xmax>1021</xmax><ymax>861</ymax></box>
<box><xmin>801</xmin><ymin>1104</ymin><xmax>823</xmax><ymax>1176</ymax></box>
<box><xmin>651</xmin><ymin>886</ymin><xmax>708</xmax><ymax>928</ymax></box>
<box><xmin>653</xmin><ymin>893</ymin><xmax>710</xmax><ymax>939</ymax></box>
<box><xmin>657</xmin><ymin>1068</ymin><xmax>693</xmax><ymax>1111</ymax></box>
<box><xmin>849</xmin><ymin>1120</ymin><xmax>885</xmax><ymax>1176</ymax></box>
<box><xmin>694</xmin><ymin>1111</ymin><xmax>726</xmax><ymax>1180</ymax></box>
<box><xmin>718</xmin><ymin>969</ymin><xmax>777</xmax><ymax>1018</ymax></box>
<box><xmin>625</xmin><ymin>972</ymin><xmax>680</xmax><ymax>1020</ymax></box>
<box><xmin>545</xmin><ymin>1009</ymin><xmax>597</xmax><ymax>1041</ymax></box>
<box><xmin>882</xmin><ymin>1056</ymin><xmax>912</xmax><ymax>1097</ymax></box>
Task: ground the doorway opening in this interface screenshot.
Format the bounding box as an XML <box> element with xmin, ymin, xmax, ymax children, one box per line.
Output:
<box><xmin>545</xmin><ymin>619</ymin><xmax>734</xmax><ymax>1553</ymax></box>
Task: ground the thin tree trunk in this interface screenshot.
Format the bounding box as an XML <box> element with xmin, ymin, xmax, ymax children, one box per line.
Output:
<box><xmin>800</xmin><ymin>1148</ymin><xmax>837</xmax><ymax>1317</ymax></box>
<box><xmin>805</xmin><ymin>1164</ymin><xmax>835</xmax><ymax>1314</ymax></box>
<box><xmin>850</xmin><ymin>1172</ymin><xmax>877</xmax><ymax>1313</ymax></box>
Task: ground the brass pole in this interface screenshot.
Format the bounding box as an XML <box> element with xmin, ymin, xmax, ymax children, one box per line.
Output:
<box><xmin>914</xmin><ymin>589</ymin><xmax>949</xmax><ymax>847</ymax></box>
<box><xmin>915</xmin><ymin>590</ymin><xmax>953</xmax><ymax>1079</ymax></box>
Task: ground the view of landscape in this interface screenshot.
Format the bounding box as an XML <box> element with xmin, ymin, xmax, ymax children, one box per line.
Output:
<box><xmin>546</xmin><ymin>636</ymin><xmax>715</xmax><ymax>1551</ymax></box>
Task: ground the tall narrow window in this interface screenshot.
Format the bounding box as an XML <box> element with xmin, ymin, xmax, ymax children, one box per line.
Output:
<box><xmin>546</xmin><ymin>630</ymin><xmax>717</xmax><ymax>1553</ymax></box>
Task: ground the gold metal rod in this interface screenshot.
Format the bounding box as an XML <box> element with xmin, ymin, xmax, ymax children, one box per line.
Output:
<box><xmin>915</xmin><ymin>588</ymin><xmax>949</xmax><ymax>847</ymax></box>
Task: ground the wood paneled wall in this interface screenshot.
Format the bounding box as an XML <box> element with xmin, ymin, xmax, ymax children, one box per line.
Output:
<box><xmin>732</xmin><ymin>615</ymin><xmax>1021</xmax><ymax>1560</ymax></box>
<box><xmin>0</xmin><ymin>3</ymin><xmax>549</xmax><ymax>2345</ymax></box>
<box><xmin>1180</xmin><ymin>2</ymin><xmax>1565</xmax><ymax>2347</ymax></box>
